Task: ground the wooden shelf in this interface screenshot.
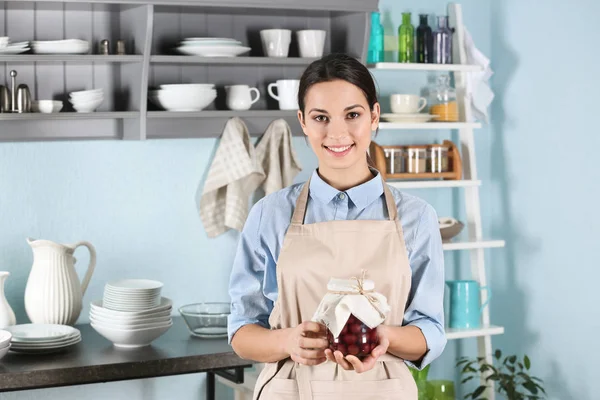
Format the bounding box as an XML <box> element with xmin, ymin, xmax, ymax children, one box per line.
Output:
<box><xmin>150</xmin><ymin>56</ymin><xmax>319</xmax><ymax>65</ymax></box>
<box><xmin>0</xmin><ymin>112</ymin><xmax>139</xmax><ymax>120</ymax></box>
<box><xmin>387</xmin><ymin>180</ymin><xmax>481</xmax><ymax>189</ymax></box>
<box><xmin>378</xmin><ymin>122</ymin><xmax>481</xmax><ymax>130</ymax></box>
<box><xmin>443</xmin><ymin>239</ymin><xmax>506</xmax><ymax>251</ymax></box>
<box><xmin>0</xmin><ymin>55</ymin><xmax>144</xmax><ymax>63</ymax></box>
<box><xmin>446</xmin><ymin>325</ymin><xmax>505</xmax><ymax>340</ymax></box>
<box><xmin>369</xmin><ymin>62</ymin><xmax>483</xmax><ymax>72</ymax></box>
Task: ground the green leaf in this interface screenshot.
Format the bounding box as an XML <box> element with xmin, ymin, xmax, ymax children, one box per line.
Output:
<box><xmin>531</xmin><ymin>377</ymin><xmax>543</xmax><ymax>382</ymax></box>
<box><xmin>495</xmin><ymin>349</ymin><xmax>502</xmax><ymax>360</ymax></box>
<box><xmin>457</xmin><ymin>358</ymin><xmax>470</xmax><ymax>366</ymax></box>
<box><xmin>523</xmin><ymin>381</ymin><xmax>538</xmax><ymax>394</ymax></box>
<box><xmin>518</xmin><ymin>362</ymin><xmax>524</xmax><ymax>370</ymax></box>
<box><xmin>472</xmin><ymin>385</ymin><xmax>487</xmax><ymax>398</ymax></box>
<box><xmin>480</xmin><ymin>364</ymin><xmax>490</xmax><ymax>372</ymax></box>
<box><xmin>485</xmin><ymin>373</ymin><xmax>499</xmax><ymax>381</ymax></box>
<box><xmin>524</xmin><ymin>355</ymin><xmax>531</xmax><ymax>370</ymax></box>
<box><xmin>507</xmin><ymin>365</ymin><xmax>515</xmax><ymax>373</ymax></box>
<box><xmin>462</xmin><ymin>376</ymin><xmax>475</xmax><ymax>384</ymax></box>
<box><xmin>509</xmin><ymin>355</ymin><xmax>517</xmax><ymax>364</ymax></box>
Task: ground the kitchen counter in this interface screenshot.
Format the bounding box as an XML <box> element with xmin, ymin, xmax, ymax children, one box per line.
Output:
<box><xmin>0</xmin><ymin>317</ymin><xmax>252</xmax><ymax>399</ymax></box>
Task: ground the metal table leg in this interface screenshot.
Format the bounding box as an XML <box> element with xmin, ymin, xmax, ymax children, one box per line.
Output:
<box><xmin>206</xmin><ymin>367</ymin><xmax>247</xmax><ymax>400</ymax></box>
<box><xmin>206</xmin><ymin>371</ymin><xmax>216</xmax><ymax>400</ymax></box>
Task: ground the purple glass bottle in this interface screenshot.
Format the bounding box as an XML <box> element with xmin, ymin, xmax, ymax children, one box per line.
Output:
<box><xmin>434</xmin><ymin>16</ymin><xmax>452</xmax><ymax>64</ymax></box>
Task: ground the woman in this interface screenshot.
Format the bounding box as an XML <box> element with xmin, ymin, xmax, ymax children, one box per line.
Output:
<box><xmin>227</xmin><ymin>53</ymin><xmax>446</xmax><ymax>399</ymax></box>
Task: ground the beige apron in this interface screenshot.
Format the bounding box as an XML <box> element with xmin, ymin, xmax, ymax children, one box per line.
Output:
<box><xmin>253</xmin><ymin>178</ymin><xmax>418</xmax><ymax>400</ymax></box>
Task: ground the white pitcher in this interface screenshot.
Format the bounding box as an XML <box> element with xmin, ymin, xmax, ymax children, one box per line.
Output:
<box><xmin>0</xmin><ymin>271</ymin><xmax>16</xmax><ymax>329</ymax></box>
<box><xmin>24</xmin><ymin>238</ymin><xmax>96</xmax><ymax>326</ymax></box>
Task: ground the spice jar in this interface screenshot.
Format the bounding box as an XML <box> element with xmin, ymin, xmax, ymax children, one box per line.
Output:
<box><xmin>406</xmin><ymin>147</ymin><xmax>427</xmax><ymax>173</ymax></box>
<box><xmin>429</xmin><ymin>74</ymin><xmax>458</xmax><ymax>122</ymax></box>
<box><xmin>429</xmin><ymin>145</ymin><xmax>449</xmax><ymax>172</ymax></box>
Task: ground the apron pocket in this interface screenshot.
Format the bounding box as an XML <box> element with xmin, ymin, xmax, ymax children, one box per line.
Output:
<box><xmin>311</xmin><ymin>379</ymin><xmax>404</xmax><ymax>400</ymax></box>
<box><xmin>261</xmin><ymin>378</ymin><xmax>300</xmax><ymax>400</ymax></box>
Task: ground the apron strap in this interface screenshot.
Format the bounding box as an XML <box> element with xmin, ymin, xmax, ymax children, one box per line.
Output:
<box><xmin>291</xmin><ymin>175</ymin><xmax>398</xmax><ymax>226</ymax></box>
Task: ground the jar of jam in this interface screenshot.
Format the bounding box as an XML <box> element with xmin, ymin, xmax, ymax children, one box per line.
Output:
<box><xmin>327</xmin><ymin>314</ymin><xmax>379</xmax><ymax>358</ymax></box>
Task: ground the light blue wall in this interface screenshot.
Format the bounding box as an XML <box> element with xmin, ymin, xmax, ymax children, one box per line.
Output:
<box><xmin>489</xmin><ymin>1</ymin><xmax>600</xmax><ymax>399</ymax></box>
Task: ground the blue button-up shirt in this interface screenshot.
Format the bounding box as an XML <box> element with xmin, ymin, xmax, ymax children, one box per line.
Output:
<box><xmin>228</xmin><ymin>169</ymin><xmax>446</xmax><ymax>369</ymax></box>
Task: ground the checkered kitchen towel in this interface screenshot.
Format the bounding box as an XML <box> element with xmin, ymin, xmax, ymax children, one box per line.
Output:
<box><xmin>199</xmin><ymin>117</ymin><xmax>265</xmax><ymax>238</ymax></box>
<box><xmin>255</xmin><ymin>119</ymin><xmax>302</xmax><ymax>196</ymax></box>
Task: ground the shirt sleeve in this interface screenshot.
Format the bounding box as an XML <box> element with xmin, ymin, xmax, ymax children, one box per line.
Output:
<box><xmin>403</xmin><ymin>203</ymin><xmax>447</xmax><ymax>370</ymax></box>
<box><xmin>227</xmin><ymin>199</ymin><xmax>273</xmax><ymax>344</ymax></box>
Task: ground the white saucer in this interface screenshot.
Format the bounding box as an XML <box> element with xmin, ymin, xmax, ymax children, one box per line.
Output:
<box><xmin>381</xmin><ymin>113</ymin><xmax>438</xmax><ymax>123</ymax></box>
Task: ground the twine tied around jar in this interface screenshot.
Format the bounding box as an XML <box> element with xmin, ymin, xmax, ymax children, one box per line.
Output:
<box><xmin>329</xmin><ymin>270</ymin><xmax>386</xmax><ymax>320</ymax></box>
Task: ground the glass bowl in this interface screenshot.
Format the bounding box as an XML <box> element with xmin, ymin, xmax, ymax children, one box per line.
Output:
<box><xmin>179</xmin><ymin>302</ymin><xmax>230</xmax><ymax>339</ymax></box>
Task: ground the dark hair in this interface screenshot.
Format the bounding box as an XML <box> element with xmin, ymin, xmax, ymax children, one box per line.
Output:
<box><xmin>297</xmin><ymin>53</ymin><xmax>379</xmax><ymax>168</ymax></box>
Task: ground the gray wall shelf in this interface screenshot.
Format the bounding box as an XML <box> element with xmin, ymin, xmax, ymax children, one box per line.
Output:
<box><xmin>0</xmin><ymin>0</ymin><xmax>377</xmax><ymax>141</ymax></box>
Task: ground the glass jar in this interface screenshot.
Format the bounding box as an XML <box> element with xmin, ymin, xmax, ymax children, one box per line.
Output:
<box><xmin>406</xmin><ymin>147</ymin><xmax>427</xmax><ymax>173</ymax></box>
<box><xmin>430</xmin><ymin>75</ymin><xmax>458</xmax><ymax>122</ymax></box>
<box><xmin>327</xmin><ymin>314</ymin><xmax>379</xmax><ymax>358</ymax></box>
<box><xmin>429</xmin><ymin>145</ymin><xmax>449</xmax><ymax>172</ymax></box>
<box><xmin>384</xmin><ymin>148</ymin><xmax>404</xmax><ymax>174</ymax></box>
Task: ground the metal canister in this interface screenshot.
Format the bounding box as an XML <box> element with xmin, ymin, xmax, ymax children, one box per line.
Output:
<box><xmin>99</xmin><ymin>39</ymin><xmax>110</xmax><ymax>55</ymax></box>
<box><xmin>0</xmin><ymin>85</ymin><xmax>11</xmax><ymax>112</ymax></box>
<box><xmin>117</xmin><ymin>40</ymin><xmax>126</xmax><ymax>55</ymax></box>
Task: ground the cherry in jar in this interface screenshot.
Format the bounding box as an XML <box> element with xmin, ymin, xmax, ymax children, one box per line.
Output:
<box><xmin>327</xmin><ymin>314</ymin><xmax>379</xmax><ymax>359</ymax></box>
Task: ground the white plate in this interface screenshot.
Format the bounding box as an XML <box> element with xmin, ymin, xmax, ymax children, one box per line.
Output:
<box><xmin>381</xmin><ymin>113</ymin><xmax>438</xmax><ymax>123</ymax></box>
<box><xmin>10</xmin><ymin>337</ymin><xmax>81</xmax><ymax>354</ymax></box>
<box><xmin>4</xmin><ymin>324</ymin><xmax>80</xmax><ymax>342</ymax></box>
<box><xmin>33</xmin><ymin>43</ymin><xmax>89</xmax><ymax>54</ymax></box>
<box><xmin>180</xmin><ymin>41</ymin><xmax>243</xmax><ymax>47</ymax></box>
<box><xmin>0</xmin><ymin>47</ymin><xmax>29</xmax><ymax>54</ymax></box>
<box><xmin>11</xmin><ymin>334</ymin><xmax>81</xmax><ymax>348</ymax></box>
<box><xmin>0</xmin><ymin>330</ymin><xmax>11</xmax><ymax>347</ymax></box>
<box><xmin>182</xmin><ymin>37</ymin><xmax>240</xmax><ymax>43</ymax></box>
<box><xmin>176</xmin><ymin>45</ymin><xmax>251</xmax><ymax>57</ymax></box>
<box><xmin>91</xmin><ymin>297</ymin><xmax>172</xmax><ymax>316</ymax></box>
<box><xmin>106</xmin><ymin>279</ymin><xmax>163</xmax><ymax>291</ymax></box>
<box><xmin>11</xmin><ymin>331</ymin><xmax>80</xmax><ymax>345</ymax></box>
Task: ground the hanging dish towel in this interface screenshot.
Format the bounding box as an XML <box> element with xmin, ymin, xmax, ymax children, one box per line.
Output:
<box><xmin>254</xmin><ymin>119</ymin><xmax>302</xmax><ymax>196</ymax></box>
<box><xmin>463</xmin><ymin>26</ymin><xmax>495</xmax><ymax>123</ymax></box>
<box><xmin>199</xmin><ymin>117</ymin><xmax>265</xmax><ymax>238</ymax></box>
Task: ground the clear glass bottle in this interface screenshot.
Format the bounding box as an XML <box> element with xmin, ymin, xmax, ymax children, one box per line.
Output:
<box><xmin>367</xmin><ymin>12</ymin><xmax>384</xmax><ymax>64</ymax></box>
<box><xmin>434</xmin><ymin>16</ymin><xmax>452</xmax><ymax>64</ymax></box>
<box><xmin>398</xmin><ymin>12</ymin><xmax>414</xmax><ymax>63</ymax></box>
<box><xmin>430</xmin><ymin>75</ymin><xmax>458</xmax><ymax>122</ymax></box>
<box><xmin>416</xmin><ymin>14</ymin><xmax>433</xmax><ymax>63</ymax></box>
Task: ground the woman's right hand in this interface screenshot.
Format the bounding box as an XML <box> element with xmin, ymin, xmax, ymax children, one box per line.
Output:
<box><xmin>284</xmin><ymin>321</ymin><xmax>328</xmax><ymax>366</ymax></box>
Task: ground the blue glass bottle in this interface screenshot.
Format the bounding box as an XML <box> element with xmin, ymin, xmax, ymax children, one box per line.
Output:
<box><xmin>367</xmin><ymin>12</ymin><xmax>384</xmax><ymax>64</ymax></box>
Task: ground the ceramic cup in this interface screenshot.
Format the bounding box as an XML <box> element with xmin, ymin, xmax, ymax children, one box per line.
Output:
<box><xmin>390</xmin><ymin>94</ymin><xmax>427</xmax><ymax>114</ymax></box>
<box><xmin>260</xmin><ymin>29</ymin><xmax>292</xmax><ymax>57</ymax></box>
<box><xmin>296</xmin><ymin>30</ymin><xmax>326</xmax><ymax>58</ymax></box>
<box><xmin>446</xmin><ymin>280</ymin><xmax>491</xmax><ymax>329</ymax></box>
<box><xmin>225</xmin><ymin>85</ymin><xmax>260</xmax><ymax>111</ymax></box>
<box><xmin>268</xmin><ymin>79</ymin><xmax>299</xmax><ymax>110</ymax></box>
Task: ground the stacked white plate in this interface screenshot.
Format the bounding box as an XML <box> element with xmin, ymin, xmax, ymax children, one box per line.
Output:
<box><xmin>3</xmin><ymin>324</ymin><xmax>81</xmax><ymax>354</ymax></box>
<box><xmin>0</xmin><ymin>330</ymin><xmax>11</xmax><ymax>360</ymax></box>
<box><xmin>175</xmin><ymin>37</ymin><xmax>251</xmax><ymax>57</ymax></box>
<box><xmin>90</xmin><ymin>296</ymin><xmax>173</xmax><ymax>348</ymax></box>
<box><xmin>69</xmin><ymin>88</ymin><xmax>103</xmax><ymax>113</ymax></box>
<box><xmin>381</xmin><ymin>113</ymin><xmax>438</xmax><ymax>123</ymax></box>
<box><xmin>149</xmin><ymin>83</ymin><xmax>216</xmax><ymax>112</ymax></box>
<box><xmin>103</xmin><ymin>279</ymin><xmax>163</xmax><ymax>311</ymax></box>
<box><xmin>0</xmin><ymin>37</ymin><xmax>30</xmax><ymax>54</ymax></box>
<box><xmin>32</xmin><ymin>39</ymin><xmax>89</xmax><ymax>54</ymax></box>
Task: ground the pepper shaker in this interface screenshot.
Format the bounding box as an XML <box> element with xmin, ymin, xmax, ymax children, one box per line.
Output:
<box><xmin>99</xmin><ymin>39</ymin><xmax>110</xmax><ymax>55</ymax></box>
<box><xmin>117</xmin><ymin>40</ymin><xmax>126</xmax><ymax>55</ymax></box>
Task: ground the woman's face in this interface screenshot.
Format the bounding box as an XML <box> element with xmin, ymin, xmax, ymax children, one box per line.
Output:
<box><xmin>298</xmin><ymin>79</ymin><xmax>380</xmax><ymax>173</ymax></box>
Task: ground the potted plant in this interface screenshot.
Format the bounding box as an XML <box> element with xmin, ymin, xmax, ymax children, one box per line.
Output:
<box><xmin>456</xmin><ymin>349</ymin><xmax>546</xmax><ymax>400</ymax></box>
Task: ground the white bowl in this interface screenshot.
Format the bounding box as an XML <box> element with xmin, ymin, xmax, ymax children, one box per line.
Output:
<box><xmin>32</xmin><ymin>100</ymin><xmax>63</xmax><ymax>113</ymax></box>
<box><xmin>90</xmin><ymin>315</ymin><xmax>172</xmax><ymax>330</ymax></box>
<box><xmin>0</xmin><ymin>37</ymin><xmax>9</xmax><ymax>49</ymax></box>
<box><xmin>0</xmin><ymin>330</ymin><xmax>11</xmax><ymax>348</ymax></box>
<box><xmin>90</xmin><ymin>311</ymin><xmax>172</xmax><ymax>325</ymax></box>
<box><xmin>71</xmin><ymin>97</ymin><xmax>103</xmax><ymax>113</ymax></box>
<box><xmin>70</xmin><ymin>88</ymin><xmax>103</xmax><ymax>97</ymax></box>
<box><xmin>90</xmin><ymin>307</ymin><xmax>171</xmax><ymax>321</ymax></box>
<box><xmin>152</xmin><ymin>90</ymin><xmax>216</xmax><ymax>112</ymax></box>
<box><xmin>90</xmin><ymin>297</ymin><xmax>173</xmax><ymax>317</ymax></box>
<box><xmin>91</xmin><ymin>320</ymin><xmax>172</xmax><ymax>348</ymax></box>
<box><xmin>0</xmin><ymin>343</ymin><xmax>10</xmax><ymax>360</ymax></box>
<box><xmin>159</xmin><ymin>84</ymin><xmax>215</xmax><ymax>91</ymax></box>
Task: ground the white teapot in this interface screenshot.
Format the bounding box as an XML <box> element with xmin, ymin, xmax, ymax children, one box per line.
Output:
<box><xmin>24</xmin><ymin>238</ymin><xmax>96</xmax><ymax>326</ymax></box>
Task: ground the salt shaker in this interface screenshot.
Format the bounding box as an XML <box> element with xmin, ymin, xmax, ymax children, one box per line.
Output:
<box><xmin>117</xmin><ymin>40</ymin><xmax>126</xmax><ymax>55</ymax></box>
<box><xmin>99</xmin><ymin>39</ymin><xmax>110</xmax><ymax>55</ymax></box>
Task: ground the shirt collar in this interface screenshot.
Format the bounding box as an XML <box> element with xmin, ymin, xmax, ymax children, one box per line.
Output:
<box><xmin>309</xmin><ymin>168</ymin><xmax>384</xmax><ymax>211</ymax></box>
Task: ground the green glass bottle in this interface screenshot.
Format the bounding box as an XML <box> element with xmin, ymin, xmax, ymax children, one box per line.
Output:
<box><xmin>398</xmin><ymin>12</ymin><xmax>414</xmax><ymax>63</ymax></box>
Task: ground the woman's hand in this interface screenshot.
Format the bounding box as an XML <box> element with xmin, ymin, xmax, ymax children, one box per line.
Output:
<box><xmin>324</xmin><ymin>325</ymin><xmax>390</xmax><ymax>374</ymax></box>
<box><xmin>285</xmin><ymin>321</ymin><xmax>329</xmax><ymax>366</ymax></box>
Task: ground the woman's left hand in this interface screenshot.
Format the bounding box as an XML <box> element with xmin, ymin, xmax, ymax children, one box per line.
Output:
<box><xmin>324</xmin><ymin>325</ymin><xmax>390</xmax><ymax>374</ymax></box>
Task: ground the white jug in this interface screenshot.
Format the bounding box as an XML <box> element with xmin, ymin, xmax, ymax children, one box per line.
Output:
<box><xmin>0</xmin><ymin>271</ymin><xmax>16</xmax><ymax>329</ymax></box>
<box><xmin>24</xmin><ymin>238</ymin><xmax>96</xmax><ymax>326</ymax></box>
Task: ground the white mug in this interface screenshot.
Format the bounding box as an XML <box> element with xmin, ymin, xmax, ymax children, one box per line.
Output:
<box><xmin>296</xmin><ymin>30</ymin><xmax>326</xmax><ymax>58</ymax></box>
<box><xmin>260</xmin><ymin>29</ymin><xmax>292</xmax><ymax>58</ymax></box>
<box><xmin>268</xmin><ymin>79</ymin><xmax>299</xmax><ymax>110</ymax></box>
<box><xmin>226</xmin><ymin>85</ymin><xmax>260</xmax><ymax>111</ymax></box>
<box><xmin>390</xmin><ymin>94</ymin><xmax>427</xmax><ymax>114</ymax></box>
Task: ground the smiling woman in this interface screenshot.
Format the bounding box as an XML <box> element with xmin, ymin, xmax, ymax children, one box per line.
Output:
<box><xmin>228</xmin><ymin>53</ymin><xmax>446</xmax><ymax>400</ymax></box>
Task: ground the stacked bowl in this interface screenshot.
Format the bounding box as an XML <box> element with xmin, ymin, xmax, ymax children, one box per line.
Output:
<box><xmin>149</xmin><ymin>84</ymin><xmax>216</xmax><ymax>112</ymax></box>
<box><xmin>69</xmin><ymin>88</ymin><xmax>103</xmax><ymax>112</ymax></box>
<box><xmin>0</xmin><ymin>330</ymin><xmax>11</xmax><ymax>360</ymax></box>
<box><xmin>90</xmin><ymin>279</ymin><xmax>173</xmax><ymax>348</ymax></box>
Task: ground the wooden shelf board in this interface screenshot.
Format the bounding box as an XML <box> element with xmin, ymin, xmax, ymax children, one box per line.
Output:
<box><xmin>378</xmin><ymin>122</ymin><xmax>481</xmax><ymax>130</ymax></box>
<box><xmin>150</xmin><ymin>55</ymin><xmax>319</xmax><ymax>65</ymax></box>
<box><xmin>0</xmin><ymin>112</ymin><xmax>139</xmax><ymax>120</ymax></box>
<box><xmin>369</xmin><ymin>62</ymin><xmax>483</xmax><ymax>72</ymax></box>
<box><xmin>446</xmin><ymin>325</ymin><xmax>505</xmax><ymax>340</ymax></box>
<box><xmin>0</xmin><ymin>55</ymin><xmax>143</xmax><ymax>63</ymax></box>
<box><xmin>386</xmin><ymin>180</ymin><xmax>481</xmax><ymax>189</ymax></box>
